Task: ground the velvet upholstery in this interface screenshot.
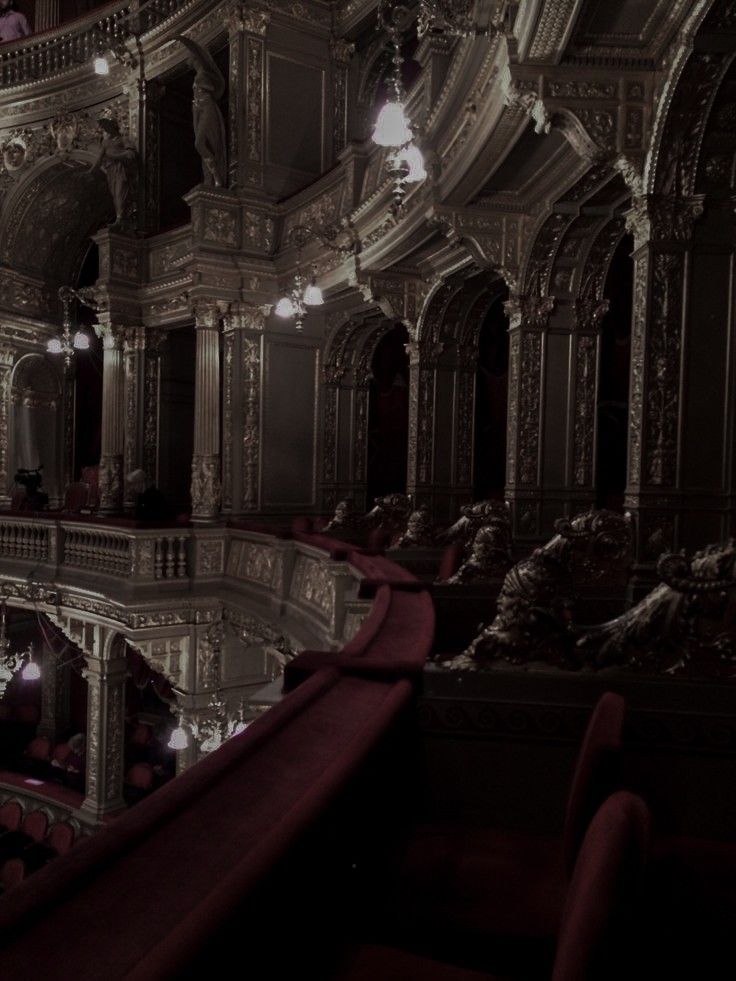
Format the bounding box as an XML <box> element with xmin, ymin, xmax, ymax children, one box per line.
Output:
<box><xmin>384</xmin><ymin>693</ymin><xmax>626</xmax><ymax>971</ymax></box>
<box><xmin>333</xmin><ymin>792</ymin><xmax>650</xmax><ymax>981</ymax></box>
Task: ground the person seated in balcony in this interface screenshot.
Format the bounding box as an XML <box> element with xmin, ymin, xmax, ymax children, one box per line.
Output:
<box><xmin>0</xmin><ymin>1</ymin><xmax>31</xmax><ymax>42</ymax></box>
<box><xmin>126</xmin><ymin>469</ymin><xmax>169</xmax><ymax>523</ymax></box>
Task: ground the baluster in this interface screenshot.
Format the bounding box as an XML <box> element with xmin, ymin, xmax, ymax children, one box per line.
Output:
<box><xmin>176</xmin><ymin>536</ymin><xmax>187</xmax><ymax>578</ymax></box>
<box><xmin>164</xmin><ymin>537</ymin><xmax>175</xmax><ymax>579</ymax></box>
<box><xmin>153</xmin><ymin>538</ymin><xmax>163</xmax><ymax>579</ymax></box>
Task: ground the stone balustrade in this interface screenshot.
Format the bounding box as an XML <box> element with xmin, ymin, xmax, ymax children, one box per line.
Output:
<box><xmin>0</xmin><ymin>0</ymin><xmax>188</xmax><ymax>88</ymax></box>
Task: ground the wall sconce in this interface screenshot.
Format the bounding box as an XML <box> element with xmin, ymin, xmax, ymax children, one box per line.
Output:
<box><xmin>47</xmin><ymin>286</ymin><xmax>97</xmax><ymax>367</ymax></box>
<box><xmin>168</xmin><ymin>692</ymin><xmax>250</xmax><ymax>754</ymax></box>
<box><xmin>273</xmin><ymin>224</ymin><xmax>356</xmax><ymax>330</ymax></box>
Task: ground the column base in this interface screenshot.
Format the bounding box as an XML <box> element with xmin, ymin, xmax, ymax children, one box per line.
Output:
<box><xmin>79</xmin><ymin>798</ymin><xmax>127</xmax><ymax>823</ymax></box>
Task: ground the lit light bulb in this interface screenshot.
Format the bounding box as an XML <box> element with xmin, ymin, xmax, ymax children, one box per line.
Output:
<box><xmin>73</xmin><ymin>331</ymin><xmax>90</xmax><ymax>350</ymax></box>
<box><xmin>373</xmin><ymin>101</ymin><xmax>412</xmax><ymax>147</ymax></box>
<box><xmin>167</xmin><ymin>724</ymin><xmax>189</xmax><ymax>751</ymax></box>
<box><xmin>22</xmin><ymin>660</ymin><xmax>41</xmax><ymax>681</ymax></box>
<box><xmin>22</xmin><ymin>648</ymin><xmax>40</xmax><ymax>682</ymax></box>
<box><xmin>47</xmin><ymin>337</ymin><xmax>63</xmax><ymax>355</ymax></box>
<box><xmin>94</xmin><ymin>55</ymin><xmax>110</xmax><ymax>76</ymax></box>
<box><xmin>400</xmin><ymin>143</ymin><xmax>427</xmax><ymax>183</ymax></box>
<box><xmin>303</xmin><ymin>282</ymin><xmax>324</xmax><ymax>306</ymax></box>
<box><xmin>275</xmin><ymin>296</ymin><xmax>296</xmax><ymax>318</ymax></box>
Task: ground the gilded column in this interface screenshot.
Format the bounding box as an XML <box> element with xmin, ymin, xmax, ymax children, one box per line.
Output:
<box><xmin>504</xmin><ymin>294</ymin><xmax>554</xmax><ymax>539</ymax></box>
<box><xmin>624</xmin><ymin>194</ymin><xmax>704</xmax><ymax>566</ymax></box>
<box><xmin>0</xmin><ymin>345</ymin><xmax>13</xmax><ymax>508</ymax></box>
<box><xmin>191</xmin><ymin>302</ymin><xmax>222</xmax><ymax>522</ymax></box>
<box><xmin>239</xmin><ymin>309</ymin><xmax>264</xmax><ymax>513</ymax></box>
<box><xmin>81</xmin><ymin>645</ymin><xmax>127</xmax><ymax>820</ymax></box>
<box><xmin>405</xmin><ymin>340</ymin><xmax>443</xmax><ymax>512</ymax></box>
<box><xmin>143</xmin><ymin>330</ymin><xmax>165</xmax><ymax>487</ymax></box>
<box><xmin>98</xmin><ymin>325</ymin><xmax>125</xmax><ymax>513</ymax></box>
<box><xmin>225</xmin><ymin>2</ymin><xmax>270</xmax><ymax>190</ymax></box>
<box><xmin>569</xmin><ymin>298</ymin><xmax>608</xmax><ymax>506</ymax></box>
<box><xmin>123</xmin><ymin>327</ymin><xmax>145</xmax><ymax>509</ymax></box>
<box><xmin>37</xmin><ymin>656</ymin><xmax>70</xmax><ymax>742</ymax></box>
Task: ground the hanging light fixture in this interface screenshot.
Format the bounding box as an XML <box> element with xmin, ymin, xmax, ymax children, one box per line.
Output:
<box><xmin>416</xmin><ymin>1</ymin><xmax>504</xmax><ymax>39</ymax></box>
<box><xmin>272</xmin><ymin>225</ymin><xmax>347</xmax><ymax>331</ymax></box>
<box><xmin>47</xmin><ymin>286</ymin><xmax>94</xmax><ymax>367</ymax></box>
<box><xmin>168</xmin><ymin>694</ymin><xmax>252</xmax><ymax>753</ymax></box>
<box><xmin>373</xmin><ymin>1</ymin><xmax>426</xmax><ymax>213</ymax></box>
<box><xmin>94</xmin><ymin>54</ymin><xmax>111</xmax><ymax>75</ymax></box>
<box><xmin>0</xmin><ymin>602</ymin><xmax>38</xmax><ymax>698</ymax></box>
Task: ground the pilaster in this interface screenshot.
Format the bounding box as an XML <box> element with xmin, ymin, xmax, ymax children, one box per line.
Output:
<box><xmin>624</xmin><ymin>194</ymin><xmax>705</xmax><ymax>565</ymax></box>
<box><xmin>191</xmin><ymin>301</ymin><xmax>223</xmax><ymax>522</ymax></box>
<box><xmin>81</xmin><ymin>649</ymin><xmax>127</xmax><ymax>820</ymax></box>
<box><xmin>98</xmin><ymin>325</ymin><xmax>125</xmax><ymax>514</ymax></box>
<box><xmin>0</xmin><ymin>345</ymin><xmax>14</xmax><ymax>508</ymax></box>
<box><xmin>225</xmin><ymin>2</ymin><xmax>271</xmax><ymax>191</ymax></box>
<box><xmin>504</xmin><ymin>294</ymin><xmax>555</xmax><ymax>539</ymax></box>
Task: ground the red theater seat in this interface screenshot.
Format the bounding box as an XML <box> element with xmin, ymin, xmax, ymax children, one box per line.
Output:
<box><xmin>0</xmin><ymin>803</ymin><xmax>22</xmax><ymax>835</ymax></box>
<box><xmin>333</xmin><ymin>791</ymin><xmax>650</xmax><ymax>981</ymax></box>
<box><xmin>385</xmin><ymin>693</ymin><xmax>626</xmax><ymax>973</ymax></box>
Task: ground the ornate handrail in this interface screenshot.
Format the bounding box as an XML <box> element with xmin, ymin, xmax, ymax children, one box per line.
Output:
<box><xmin>0</xmin><ymin>0</ymin><xmax>187</xmax><ymax>89</ymax></box>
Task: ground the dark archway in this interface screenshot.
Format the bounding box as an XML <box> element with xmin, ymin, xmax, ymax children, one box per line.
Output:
<box><xmin>473</xmin><ymin>298</ymin><xmax>509</xmax><ymax>500</ymax></box>
<box><xmin>596</xmin><ymin>233</ymin><xmax>633</xmax><ymax>509</ymax></box>
<box><xmin>367</xmin><ymin>323</ymin><xmax>409</xmax><ymax>501</ymax></box>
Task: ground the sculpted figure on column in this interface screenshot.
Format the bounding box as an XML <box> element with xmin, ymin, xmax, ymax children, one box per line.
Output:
<box><xmin>175</xmin><ymin>36</ymin><xmax>227</xmax><ymax>188</ymax></box>
<box><xmin>89</xmin><ymin>118</ymin><xmax>138</xmax><ymax>229</ymax></box>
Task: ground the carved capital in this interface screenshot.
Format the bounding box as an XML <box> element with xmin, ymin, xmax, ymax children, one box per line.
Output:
<box><xmin>225</xmin><ymin>2</ymin><xmax>270</xmax><ymax>34</ymax></box>
<box><xmin>574</xmin><ymin>297</ymin><xmax>609</xmax><ymax>332</ymax></box>
<box><xmin>626</xmin><ymin>194</ymin><xmax>705</xmax><ymax>248</ymax></box>
<box><xmin>224</xmin><ymin>302</ymin><xmax>267</xmax><ymax>332</ymax></box>
<box><xmin>504</xmin><ymin>294</ymin><xmax>555</xmax><ymax>330</ymax></box>
<box><xmin>192</xmin><ymin>300</ymin><xmax>223</xmax><ymax>331</ymax></box>
<box><xmin>500</xmin><ymin>66</ymin><xmax>551</xmax><ymax>135</ymax></box>
<box><xmin>330</xmin><ymin>36</ymin><xmax>355</xmax><ymax>64</ymax></box>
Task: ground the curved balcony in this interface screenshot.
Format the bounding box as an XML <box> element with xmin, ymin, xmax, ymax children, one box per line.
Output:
<box><xmin>0</xmin><ymin>1</ymin><xmax>191</xmax><ymax>89</ymax></box>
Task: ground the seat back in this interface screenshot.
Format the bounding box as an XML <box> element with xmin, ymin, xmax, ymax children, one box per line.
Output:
<box><xmin>63</xmin><ymin>482</ymin><xmax>90</xmax><ymax>513</ymax></box>
<box><xmin>47</xmin><ymin>822</ymin><xmax>75</xmax><ymax>856</ymax></box>
<box><xmin>52</xmin><ymin>742</ymin><xmax>72</xmax><ymax>765</ymax></box>
<box><xmin>563</xmin><ymin>692</ymin><xmax>626</xmax><ymax>874</ymax></box>
<box><xmin>0</xmin><ymin>802</ymin><xmax>22</xmax><ymax>833</ymax></box>
<box><xmin>22</xmin><ymin>810</ymin><xmax>48</xmax><ymax>843</ymax></box>
<box><xmin>552</xmin><ymin>791</ymin><xmax>650</xmax><ymax>981</ymax></box>
<box><xmin>0</xmin><ymin>859</ymin><xmax>25</xmax><ymax>891</ymax></box>
<box><xmin>25</xmin><ymin>736</ymin><xmax>51</xmax><ymax>761</ymax></box>
<box><xmin>126</xmin><ymin>762</ymin><xmax>154</xmax><ymax>790</ymax></box>
<box><xmin>130</xmin><ymin>723</ymin><xmax>153</xmax><ymax>747</ymax></box>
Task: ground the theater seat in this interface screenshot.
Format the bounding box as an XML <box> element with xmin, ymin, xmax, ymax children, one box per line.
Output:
<box><xmin>0</xmin><ymin>802</ymin><xmax>22</xmax><ymax>835</ymax></box>
<box><xmin>382</xmin><ymin>693</ymin><xmax>626</xmax><ymax>974</ymax></box>
<box><xmin>0</xmin><ymin>809</ymin><xmax>48</xmax><ymax>863</ymax></box>
<box><xmin>23</xmin><ymin>821</ymin><xmax>76</xmax><ymax>875</ymax></box>
<box><xmin>0</xmin><ymin>859</ymin><xmax>25</xmax><ymax>893</ymax></box>
<box><xmin>332</xmin><ymin>791</ymin><xmax>650</xmax><ymax>981</ymax></box>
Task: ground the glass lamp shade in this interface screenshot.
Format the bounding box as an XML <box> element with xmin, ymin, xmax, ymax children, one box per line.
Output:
<box><xmin>373</xmin><ymin>101</ymin><xmax>412</xmax><ymax>147</ymax></box>
<box><xmin>73</xmin><ymin>331</ymin><xmax>90</xmax><ymax>350</ymax></box>
<box><xmin>401</xmin><ymin>143</ymin><xmax>427</xmax><ymax>183</ymax></box>
<box><xmin>22</xmin><ymin>659</ymin><xmax>40</xmax><ymax>682</ymax></box>
<box><xmin>303</xmin><ymin>283</ymin><xmax>324</xmax><ymax>307</ymax></box>
<box><xmin>47</xmin><ymin>337</ymin><xmax>63</xmax><ymax>355</ymax></box>
<box><xmin>275</xmin><ymin>296</ymin><xmax>297</xmax><ymax>319</ymax></box>
<box><xmin>167</xmin><ymin>725</ymin><xmax>189</xmax><ymax>751</ymax></box>
<box><xmin>94</xmin><ymin>55</ymin><xmax>110</xmax><ymax>75</ymax></box>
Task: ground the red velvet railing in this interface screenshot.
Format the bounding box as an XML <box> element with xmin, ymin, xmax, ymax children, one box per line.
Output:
<box><xmin>0</xmin><ymin>533</ymin><xmax>434</xmax><ymax>979</ymax></box>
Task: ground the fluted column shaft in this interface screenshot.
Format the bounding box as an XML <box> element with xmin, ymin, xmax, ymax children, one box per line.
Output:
<box><xmin>34</xmin><ymin>0</ymin><xmax>60</xmax><ymax>31</ymax></box>
<box><xmin>99</xmin><ymin>328</ymin><xmax>125</xmax><ymax>513</ymax></box>
<box><xmin>0</xmin><ymin>346</ymin><xmax>13</xmax><ymax>508</ymax></box>
<box><xmin>191</xmin><ymin>306</ymin><xmax>222</xmax><ymax>521</ymax></box>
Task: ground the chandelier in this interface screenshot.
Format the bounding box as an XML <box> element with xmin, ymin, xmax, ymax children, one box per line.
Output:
<box><xmin>168</xmin><ymin>691</ymin><xmax>250</xmax><ymax>754</ymax></box>
<box><xmin>0</xmin><ymin>602</ymin><xmax>40</xmax><ymax>699</ymax></box>
<box><xmin>373</xmin><ymin>2</ymin><xmax>426</xmax><ymax>213</ymax></box>
<box><xmin>273</xmin><ymin>224</ymin><xmax>356</xmax><ymax>330</ymax></box>
<box><xmin>417</xmin><ymin>0</ymin><xmax>504</xmax><ymax>38</ymax></box>
<box><xmin>47</xmin><ymin>286</ymin><xmax>95</xmax><ymax>367</ymax></box>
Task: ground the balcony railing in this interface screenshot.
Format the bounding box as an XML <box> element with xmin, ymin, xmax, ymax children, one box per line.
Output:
<box><xmin>0</xmin><ymin>0</ymin><xmax>189</xmax><ymax>89</ymax></box>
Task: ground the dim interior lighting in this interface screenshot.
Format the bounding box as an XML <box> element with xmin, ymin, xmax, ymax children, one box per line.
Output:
<box><xmin>303</xmin><ymin>279</ymin><xmax>324</xmax><ymax>307</ymax></box>
<box><xmin>94</xmin><ymin>54</ymin><xmax>110</xmax><ymax>75</ymax></box>
<box><xmin>48</xmin><ymin>285</ymin><xmax>97</xmax><ymax>366</ymax></box>
<box><xmin>21</xmin><ymin>645</ymin><xmax>40</xmax><ymax>682</ymax></box>
<box><xmin>275</xmin><ymin>296</ymin><xmax>297</xmax><ymax>319</ymax></box>
<box><xmin>400</xmin><ymin>143</ymin><xmax>427</xmax><ymax>183</ymax></box>
<box><xmin>46</xmin><ymin>337</ymin><xmax>62</xmax><ymax>355</ymax></box>
<box><xmin>168</xmin><ymin>719</ymin><xmax>189</xmax><ymax>751</ymax></box>
<box><xmin>73</xmin><ymin>331</ymin><xmax>90</xmax><ymax>350</ymax></box>
<box><xmin>373</xmin><ymin>100</ymin><xmax>412</xmax><ymax>148</ymax></box>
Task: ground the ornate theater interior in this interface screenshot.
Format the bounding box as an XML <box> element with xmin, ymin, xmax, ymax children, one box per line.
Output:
<box><xmin>0</xmin><ymin>0</ymin><xmax>734</xmax><ymax>977</ymax></box>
